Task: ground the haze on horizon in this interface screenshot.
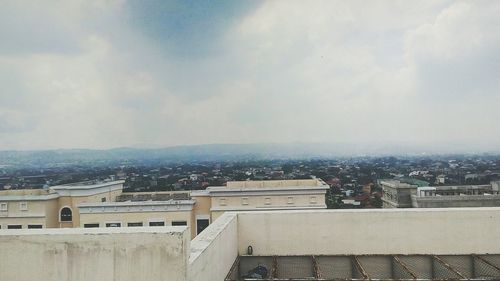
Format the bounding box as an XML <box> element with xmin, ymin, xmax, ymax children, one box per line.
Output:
<box><xmin>1</xmin><ymin>1</ymin><xmax>499</xmax><ymax>152</ymax></box>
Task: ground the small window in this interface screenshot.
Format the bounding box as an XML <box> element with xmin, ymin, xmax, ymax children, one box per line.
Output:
<box><xmin>287</xmin><ymin>196</ymin><xmax>294</xmax><ymax>204</ymax></box>
<box><xmin>149</xmin><ymin>221</ymin><xmax>165</xmax><ymax>227</ymax></box>
<box><xmin>28</xmin><ymin>225</ymin><xmax>42</xmax><ymax>229</ymax></box>
<box><xmin>219</xmin><ymin>198</ymin><xmax>227</xmax><ymax>206</ymax></box>
<box><xmin>8</xmin><ymin>225</ymin><xmax>22</xmax><ymax>229</ymax></box>
<box><xmin>241</xmin><ymin>197</ymin><xmax>249</xmax><ymax>205</ymax></box>
<box><xmin>60</xmin><ymin>207</ymin><xmax>72</xmax><ymax>222</ymax></box>
<box><xmin>264</xmin><ymin>197</ymin><xmax>271</xmax><ymax>205</ymax></box>
<box><xmin>196</xmin><ymin>219</ymin><xmax>209</xmax><ymax>235</ymax></box>
<box><xmin>19</xmin><ymin>202</ymin><xmax>28</xmax><ymax>211</ymax></box>
<box><xmin>84</xmin><ymin>223</ymin><xmax>100</xmax><ymax>228</ymax></box>
<box><xmin>0</xmin><ymin>203</ymin><xmax>7</xmax><ymax>211</ymax></box>
<box><xmin>310</xmin><ymin>196</ymin><xmax>317</xmax><ymax>204</ymax></box>
<box><xmin>105</xmin><ymin>222</ymin><xmax>121</xmax><ymax>227</ymax></box>
<box><xmin>127</xmin><ymin>222</ymin><xmax>143</xmax><ymax>227</ymax></box>
<box><xmin>101</xmin><ymin>197</ymin><xmax>106</xmax><ymax>202</ymax></box>
<box><xmin>172</xmin><ymin>221</ymin><xmax>187</xmax><ymax>226</ymax></box>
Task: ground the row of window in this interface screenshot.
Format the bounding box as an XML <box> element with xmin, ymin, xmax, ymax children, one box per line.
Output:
<box><xmin>83</xmin><ymin>221</ymin><xmax>188</xmax><ymax>228</ymax></box>
<box><xmin>0</xmin><ymin>224</ymin><xmax>43</xmax><ymax>229</ymax></box>
<box><xmin>218</xmin><ymin>196</ymin><xmax>318</xmax><ymax>206</ymax></box>
<box><xmin>0</xmin><ymin>202</ymin><xmax>28</xmax><ymax>211</ymax></box>
<box><xmin>89</xmin><ymin>219</ymin><xmax>210</xmax><ymax>235</ymax></box>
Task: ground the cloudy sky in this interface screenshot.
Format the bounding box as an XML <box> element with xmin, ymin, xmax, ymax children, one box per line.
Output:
<box><xmin>1</xmin><ymin>0</ymin><xmax>499</xmax><ymax>151</ymax></box>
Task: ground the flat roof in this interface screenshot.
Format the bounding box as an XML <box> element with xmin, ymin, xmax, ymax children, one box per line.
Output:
<box><xmin>78</xmin><ymin>199</ymin><xmax>196</xmax><ymax>208</ymax></box>
<box><xmin>225</xmin><ymin>179</ymin><xmax>327</xmax><ymax>189</ymax></box>
<box><xmin>228</xmin><ymin>254</ymin><xmax>500</xmax><ymax>281</ymax></box>
<box><xmin>50</xmin><ymin>180</ymin><xmax>125</xmax><ymax>190</ymax></box>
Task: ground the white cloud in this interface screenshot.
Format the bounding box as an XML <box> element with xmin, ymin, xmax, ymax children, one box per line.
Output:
<box><xmin>0</xmin><ymin>0</ymin><xmax>499</xmax><ymax>150</ymax></box>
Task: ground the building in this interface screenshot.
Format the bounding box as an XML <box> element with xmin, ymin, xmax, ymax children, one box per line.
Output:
<box><xmin>0</xmin><ymin>179</ymin><xmax>328</xmax><ymax>239</ymax></box>
<box><xmin>191</xmin><ymin>179</ymin><xmax>329</xmax><ymax>222</ymax></box>
<box><xmin>380</xmin><ymin>179</ymin><xmax>500</xmax><ymax>208</ymax></box>
<box><xmin>379</xmin><ymin>179</ymin><xmax>418</xmax><ymax>208</ymax></box>
<box><xmin>0</xmin><ymin>180</ymin><xmax>123</xmax><ymax>229</ymax></box>
<box><xmin>0</xmin><ymin>207</ymin><xmax>499</xmax><ymax>281</ymax></box>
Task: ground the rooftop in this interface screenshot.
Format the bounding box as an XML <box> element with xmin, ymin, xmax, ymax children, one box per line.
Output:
<box><xmin>225</xmin><ymin>179</ymin><xmax>327</xmax><ymax>189</ymax></box>
<box><xmin>51</xmin><ymin>179</ymin><xmax>125</xmax><ymax>190</ymax></box>
<box><xmin>0</xmin><ymin>188</ymin><xmax>59</xmax><ymax>201</ymax></box>
<box><xmin>228</xmin><ymin>254</ymin><xmax>500</xmax><ymax>280</ymax></box>
<box><xmin>1</xmin><ymin>208</ymin><xmax>500</xmax><ymax>281</ymax></box>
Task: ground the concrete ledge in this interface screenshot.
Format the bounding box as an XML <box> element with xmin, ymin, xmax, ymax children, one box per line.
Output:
<box><xmin>0</xmin><ymin>226</ymin><xmax>190</xmax><ymax>281</ymax></box>
<box><xmin>0</xmin><ymin>226</ymin><xmax>188</xmax><ymax>235</ymax></box>
<box><xmin>189</xmin><ymin>212</ymin><xmax>238</xmax><ymax>281</ymax></box>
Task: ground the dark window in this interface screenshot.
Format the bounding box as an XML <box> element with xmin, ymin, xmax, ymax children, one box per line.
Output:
<box><xmin>60</xmin><ymin>207</ymin><xmax>72</xmax><ymax>222</ymax></box>
<box><xmin>105</xmin><ymin>222</ymin><xmax>121</xmax><ymax>227</ymax></box>
<box><xmin>196</xmin><ymin>219</ymin><xmax>209</xmax><ymax>235</ymax></box>
<box><xmin>149</xmin><ymin>221</ymin><xmax>165</xmax><ymax>227</ymax></box>
<box><xmin>28</xmin><ymin>225</ymin><xmax>43</xmax><ymax>229</ymax></box>
<box><xmin>101</xmin><ymin>197</ymin><xmax>106</xmax><ymax>202</ymax></box>
<box><xmin>8</xmin><ymin>225</ymin><xmax>22</xmax><ymax>229</ymax></box>
<box><xmin>84</xmin><ymin>223</ymin><xmax>99</xmax><ymax>228</ymax></box>
<box><xmin>127</xmin><ymin>222</ymin><xmax>143</xmax><ymax>227</ymax></box>
<box><xmin>172</xmin><ymin>221</ymin><xmax>187</xmax><ymax>226</ymax></box>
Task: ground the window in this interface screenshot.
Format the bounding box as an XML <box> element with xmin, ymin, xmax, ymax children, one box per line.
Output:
<box><xmin>127</xmin><ymin>222</ymin><xmax>143</xmax><ymax>227</ymax></box>
<box><xmin>287</xmin><ymin>196</ymin><xmax>294</xmax><ymax>204</ymax></box>
<box><xmin>310</xmin><ymin>196</ymin><xmax>317</xmax><ymax>204</ymax></box>
<box><xmin>105</xmin><ymin>222</ymin><xmax>121</xmax><ymax>227</ymax></box>
<box><xmin>149</xmin><ymin>221</ymin><xmax>165</xmax><ymax>227</ymax></box>
<box><xmin>8</xmin><ymin>225</ymin><xmax>22</xmax><ymax>229</ymax></box>
<box><xmin>60</xmin><ymin>207</ymin><xmax>72</xmax><ymax>222</ymax></box>
<box><xmin>241</xmin><ymin>197</ymin><xmax>249</xmax><ymax>205</ymax></box>
<box><xmin>84</xmin><ymin>223</ymin><xmax>100</xmax><ymax>228</ymax></box>
<box><xmin>19</xmin><ymin>202</ymin><xmax>28</xmax><ymax>211</ymax></box>
<box><xmin>196</xmin><ymin>219</ymin><xmax>209</xmax><ymax>235</ymax></box>
<box><xmin>101</xmin><ymin>197</ymin><xmax>106</xmax><ymax>202</ymax></box>
<box><xmin>28</xmin><ymin>225</ymin><xmax>42</xmax><ymax>229</ymax></box>
<box><xmin>172</xmin><ymin>221</ymin><xmax>187</xmax><ymax>226</ymax></box>
<box><xmin>0</xmin><ymin>203</ymin><xmax>7</xmax><ymax>211</ymax></box>
<box><xmin>264</xmin><ymin>197</ymin><xmax>271</xmax><ymax>205</ymax></box>
<box><xmin>219</xmin><ymin>198</ymin><xmax>227</xmax><ymax>206</ymax></box>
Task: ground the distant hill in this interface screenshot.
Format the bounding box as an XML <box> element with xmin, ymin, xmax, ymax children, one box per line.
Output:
<box><xmin>0</xmin><ymin>142</ymin><xmax>499</xmax><ymax>168</ymax></box>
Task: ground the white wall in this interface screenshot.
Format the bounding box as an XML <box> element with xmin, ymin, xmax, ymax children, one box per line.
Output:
<box><xmin>189</xmin><ymin>212</ymin><xmax>238</xmax><ymax>281</ymax></box>
<box><xmin>237</xmin><ymin>208</ymin><xmax>500</xmax><ymax>255</ymax></box>
<box><xmin>0</xmin><ymin>227</ymin><xmax>189</xmax><ymax>281</ymax></box>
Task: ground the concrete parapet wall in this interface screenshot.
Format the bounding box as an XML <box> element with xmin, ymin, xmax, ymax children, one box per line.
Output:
<box><xmin>237</xmin><ymin>208</ymin><xmax>500</xmax><ymax>256</ymax></box>
<box><xmin>189</xmin><ymin>212</ymin><xmax>238</xmax><ymax>281</ymax></box>
<box><xmin>0</xmin><ymin>227</ymin><xmax>189</xmax><ymax>281</ymax></box>
<box><xmin>412</xmin><ymin>194</ymin><xmax>500</xmax><ymax>208</ymax></box>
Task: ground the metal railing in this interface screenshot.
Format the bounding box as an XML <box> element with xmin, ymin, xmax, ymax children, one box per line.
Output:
<box><xmin>226</xmin><ymin>254</ymin><xmax>500</xmax><ymax>281</ymax></box>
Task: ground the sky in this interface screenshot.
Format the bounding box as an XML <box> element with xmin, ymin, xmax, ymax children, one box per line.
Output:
<box><xmin>0</xmin><ymin>0</ymin><xmax>499</xmax><ymax>151</ymax></box>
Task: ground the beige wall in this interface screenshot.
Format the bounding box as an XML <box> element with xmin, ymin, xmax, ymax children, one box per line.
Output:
<box><xmin>44</xmin><ymin>199</ymin><xmax>60</xmax><ymax>228</ymax></box>
<box><xmin>192</xmin><ymin>196</ymin><xmax>211</xmax><ymax>217</ymax></box>
<box><xmin>79</xmin><ymin>211</ymin><xmax>194</xmax><ymax>238</ymax></box>
<box><xmin>0</xmin><ymin>198</ymin><xmax>59</xmax><ymax>229</ymax></box>
<box><xmin>58</xmin><ymin>189</ymin><xmax>122</xmax><ymax>227</ymax></box>
<box><xmin>0</xmin><ymin>227</ymin><xmax>189</xmax><ymax>281</ymax></box>
<box><xmin>211</xmin><ymin>194</ymin><xmax>325</xmax><ymax>210</ymax></box>
<box><xmin>237</xmin><ymin>208</ymin><xmax>500</xmax><ymax>255</ymax></box>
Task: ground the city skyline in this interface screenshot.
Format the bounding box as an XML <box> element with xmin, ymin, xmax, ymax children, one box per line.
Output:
<box><xmin>1</xmin><ymin>1</ymin><xmax>500</xmax><ymax>150</ymax></box>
